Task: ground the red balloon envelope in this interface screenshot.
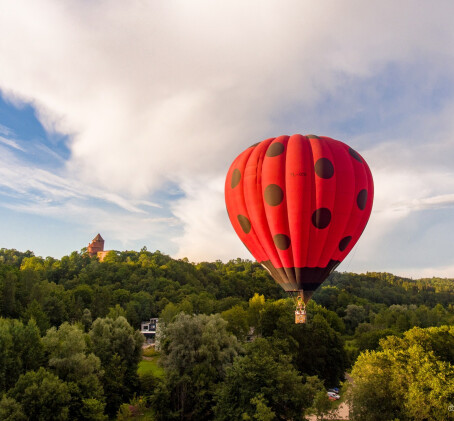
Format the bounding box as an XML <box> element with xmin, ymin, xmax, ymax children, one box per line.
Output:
<box><xmin>225</xmin><ymin>134</ymin><xmax>373</xmax><ymax>321</ymax></box>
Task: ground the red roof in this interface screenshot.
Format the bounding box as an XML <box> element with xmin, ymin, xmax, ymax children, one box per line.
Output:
<box><xmin>92</xmin><ymin>233</ymin><xmax>104</xmax><ymax>242</ymax></box>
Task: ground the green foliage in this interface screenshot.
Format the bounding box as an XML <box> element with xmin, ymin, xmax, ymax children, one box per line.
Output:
<box><xmin>257</xmin><ymin>299</ymin><xmax>348</xmax><ymax>386</ymax></box>
<box><xmin>304</xmin><ymin>376</ymin><xmax>335</xmax><ymax>421</ymax></box>
<box><xmin>142</xmin><ymin>346</ymin><xmax>158</xmax><ymax>358</ymax></box>
<box><xmin>107</xmin><ymin>304</ymin><xmax>127</xmax><ymax>319</ymax></box>
<box><xmin>214</xmin><ymin>338</ymin><xmax>308</xmax><ymax>421</ymax></box>
<box><xmin>8</xmin><ymin>367</ymin><xmax>71</xmax><ymax>421</ymax></box>
<box><xmin>89</xmin><ymin>316</ymin><xmax>144</xmax><ymax>417</ymax></box>
<box><xmin>139</xmin><ymin>371</ymin><xmax>158</xmax><ymax>396</ymax></box>
<box><xmin>42</xmin><ymin>322</ymin><xmax>105</xmax><ymax>420</ymax></box>
<box><xmin>138</xmin><ymin>360</ymin><xmax>165</xmax><ymax>378</ymax></box>
<box><xmin>80</xmin><ymin>398</ymin><xmax>108</xmax><ymax>421</ymax></box>
<box><xmin>221</xmin><ymin>304</ymin><xmax>249</xmax><ymax>340</ymax></box>
<box><xmin>1</xmin><ymin>247</ymin><xmax>454</xmax><ymax>419</ymax></box>
<box><xmin>0</xmin><ymin>396</ymin><xmax>26</xmax><ymax>421</ymax></box>
<box><xmin>23</xmin><ymin>300</ymin><xmax>50</xmax><ymax>334</ymax></box>
<box><xmin>242</xmin><ymin>393</ymin><xmax>276</xmax><ymax>421</ymax></box>
<box><xmin>308</xmin><ymin>389</ymin><xmax>334</xmax><ymax>421</ymax></box>
<box><xmin>158</xmin><ymin>313</ymin><xmax>241</xmax><ymax>420</ymax></box>
<box><xmin>0</xmin><ymin>318</ymin><xmax>44</xmax><ymax>393</ymax></box>
<box><xmin>348</xmin><ymin>325</ymin><xmax>454</xmax><ymax>421</ymax></box>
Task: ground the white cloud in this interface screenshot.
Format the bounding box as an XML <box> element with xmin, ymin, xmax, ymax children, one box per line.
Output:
<box><xmin>171</xmin><ymin>176</ymin><xmax>247</xmax><ymax>262</ymax></box>
<box><xmin>0</xmin><ymin>0</ymin><xmax>453</xmax><ymax>276</ymax></box>
<box><xmin>0</xmin><ymin>144</ymin><xmax>162</xmax><ymax>215</ymax></box>
<box><xmin>0</xmin><ymin>124</ymin><xmax>12</xmax><ymax>136</ymax></box>
<box><xmin>0</xmin><ymin>136</ymin><xmax>25</xmax><ymax>151</ymax></box>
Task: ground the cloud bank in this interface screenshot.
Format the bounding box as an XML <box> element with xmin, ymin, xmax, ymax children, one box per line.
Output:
<box><xmin>0</xmin><ymin>0</ymin><xmax>453</xmax><ymax>277</ymax></box>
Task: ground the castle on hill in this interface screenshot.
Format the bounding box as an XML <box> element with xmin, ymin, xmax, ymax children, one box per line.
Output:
<box><xmin>87</xmin><ymin>234</ymin><xmax>110</xmax><ymax>261</ymax></box>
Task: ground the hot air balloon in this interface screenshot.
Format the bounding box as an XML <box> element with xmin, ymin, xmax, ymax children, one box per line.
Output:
<box><xmin>225</xmin><ymin>134</ymin><xmax>373</xmax><ymax>323</ymax></box>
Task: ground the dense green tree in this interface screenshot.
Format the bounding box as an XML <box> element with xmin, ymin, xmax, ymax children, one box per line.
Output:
<box><xmin>354</xmin><ymin>327</ymin><xmax>395</xmax><ymax>353</ymax></box>
<box><xmin>22</xmin><ymin>299</ymin><xmax>50</xmax><ymax>334</ymax></box>
<box><xmin>42</xmin><ymin>322</ymin><xmax>105</xmax><ymax>420</ymax></box>
<box><xmin>1</xmin><ymin>247</ymin><xmax>454</xmax><ymax>419</ymax></box>
<box><xmin>247</xmin><ymin>293</ymin><xmax>265</xmax><ymax>332</ymax></box>
<box><xmin>257</xmin><ymin>299</ymin><xmax>347</xmax><ymax>386</ymax></box>
<box><xmin>221</xmin><ymin>304</ymin><xmax>249</xmax><ymax>340</ymax></box>
<box><xmin>8</xmin><ymin>367</ymin><xmax>71</xmax><ymax>421</ymax></box>
<box><xmin>343</xmin><ymin>304</ymin><xmax>367</xmax><ymax>333</ymax></box>
<box><xmin>242</xmin><ymin>393</ymin><xmax>276</xmax><ymax>421</ymax></box>
<box><xmin>0</xmin><ymin>396</ymin><xmax>26</xmax><ymax>421</ymax></box>
<box><xmin>89</xmin><ymin>316</ymin><xmax>143</xmax><ymax>417</ymax></box>
<box><xmin>159</xmin><ymin>302</ymin><xmax>180</xmax><ymax>324</ymax></box>
<box><xmin>158</xmin><ymin>313</ymin><xmax>241</xmax><ymax>420</ymax></box>
<box><xmin>107</xmin><ymin>303</ymin><xmax>127</xmax><ymax>319</ymax></box>
<box><xmin>0</xmin><ymin>318</ymin><xmax>43</xmax><ymax>392</ymax></box>
<box><xmin>348</xmin><ymin>326</ymin><xmax>454</xmax><ymax>421</ymax></box>
<box><xmin>0</xmin><ymin>319</ymin><xmax>15</xmax><ymax>392</ymax></box>
<box><xmin>0</xmin><ymin>271</ymin><xmax>19</xmax><ymax>317</ymax></box>
<box><xmin>214</xmin><ymin>338</ymin><xmax>309</xmax><ymax>421</ymax></box>
<box><xmin>10</xmin><ymin>318</ymin><xmax>44</xmax><ymax>374</ymax></box>
<box><xmin>81</xmin><ymin>308</ymin><xmax>93</xmax><ymax>331</ymax></box>
<box><xmin>304</xmin><ymin>376</ymin><xmax>334</xmax><ymax>421</ymax></box>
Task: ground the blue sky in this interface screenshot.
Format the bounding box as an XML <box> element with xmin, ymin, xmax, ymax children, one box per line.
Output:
<box><xmin>0</xmin><ymin>0</ymin><xmax>453</xmax><ymax>278</ymax></box>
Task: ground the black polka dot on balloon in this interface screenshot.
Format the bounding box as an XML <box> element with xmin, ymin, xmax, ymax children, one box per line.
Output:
<box><xmin>339</xmin><ymin>236</ymin><xmax>352</xmax><ymax>251</ymax></box>
<box><xmin>266</xmin><ymin>142</ymin><xmax>285</xmax><ymax>157</ymax></box>
<box><xmin>273</xmin><ymin>234</ymin><xmax>291</xmax><ymax>250</ymax></box>
<box><xmin>312</xmin><ymin>208</ymin><xmax>331</xmax><ymax>229</ymax></box>
<box><xmin>237</xmin><ymin>215</ymin><xmax>251</xmax><ymax>234</ymax></box>
<box><xmin>264</xmin><ymin>184</ymin><xmax>284</xmax><ymax>206</ymax></box>
<box><xmin>314</xmin><ymin>158</ymin><xmax>334</xmax><ymax>179</ymax></box>
<box><xmin>231</xmin><ymin>169</ymin><xmax>241</xmax><ymax>188</ymax></box>
<box><xmin>249</xmin><ymin>142</ymin><xmax>260</xmax><ymax>148</ymax></box>
<box><xmin>357</xmin><ymin>189</ymin><xmax>368</xmax><ymax>210</ymax></box>
<box><xmin>306</xmin><ymin>134</ymin><xmax>320</xmax><ymax>139</ymax></box>
<box><xmin>349</xmin><ymin>147</ymin><xmax>362</xmax><ymax>163</ymax></box>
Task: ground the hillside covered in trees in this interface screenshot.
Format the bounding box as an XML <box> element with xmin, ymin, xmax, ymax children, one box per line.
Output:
<box><xmin>0</xmin><ymin>247</ymin><xmax>453</xmax><ymax>420</ymax></box>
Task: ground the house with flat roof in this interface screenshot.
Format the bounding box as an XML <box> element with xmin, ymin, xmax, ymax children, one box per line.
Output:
<box><xmin>141</xmin><ymin>318</ymin><xmax>159</xmax><ymax>345</ymax></box>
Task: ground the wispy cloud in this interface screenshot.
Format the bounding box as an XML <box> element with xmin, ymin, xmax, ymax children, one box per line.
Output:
<box><xmin>0</xmin><ymin>145</ymin><xmax>162</xmax><ymax>215</ymax></box>
<box><xmin>0</xmin><ymin>123</ymin><xmax>12</xmax><ymax>136</ymax></box>
<box><xmin>0</xmin><ymin>0</ymin><xmax>453</xmax><ymax>276</ymax></box>
<box><xmin>392</xmin><ymin>193</ymin><xmax>454</xmax><ymax>213</ymax></box>
<box><xmin>0</xmin><ymin>135</ymin><xmax>25</xmax><ymax>151</ymax></box>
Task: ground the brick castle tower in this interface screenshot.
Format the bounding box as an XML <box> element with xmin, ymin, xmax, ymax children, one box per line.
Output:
<box><xmin>88</xmin><ymin>234</ymin><xmax>105</xmax><ymax>257</ymax></box>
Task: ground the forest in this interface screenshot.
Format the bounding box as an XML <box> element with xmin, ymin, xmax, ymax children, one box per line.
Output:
<box><xmin>0</xmin><ymin>247</ymin><xmax>453</xmax><ymax>420</ymax></box>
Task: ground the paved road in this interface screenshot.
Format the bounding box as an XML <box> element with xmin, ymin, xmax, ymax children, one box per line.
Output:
<box><xmin>306</xmin><ymin>402</ymin><xmax>349</xmax><ymax>420</ymax></box>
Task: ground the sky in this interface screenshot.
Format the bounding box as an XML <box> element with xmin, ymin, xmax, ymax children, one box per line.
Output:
<box><xmin>0</xmin><ymin>0</ymin><xmax>453</xmax><ymax>279</ymax></box>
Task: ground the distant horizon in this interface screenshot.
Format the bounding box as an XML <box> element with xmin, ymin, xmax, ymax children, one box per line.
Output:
<box><xmin>3</xmin><ymin>240</ymin><xmax>452</xmax><ymax>281</ymax></box>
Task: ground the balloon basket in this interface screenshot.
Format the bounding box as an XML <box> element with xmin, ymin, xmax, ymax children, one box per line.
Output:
<box><xmin>294</xmin><ymin>295</ymin><xmax>306</xmax><ymax>324</ymax></box>
<box><xmin>295</xmin><ymin>309</ymin><xmax>306</xmax><ymax>324</ymax></box>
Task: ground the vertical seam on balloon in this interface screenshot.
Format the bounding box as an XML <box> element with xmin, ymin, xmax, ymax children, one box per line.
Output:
<box><xmin>242</xmin><ymin>145</ymin><xmax>270</xmax><ymax>263</ymax></box>
<box><xmin>315</xmin><ymin>137</ymin><xmax>335</xmax><ymax>268</ymax></box>
<box><xmin>346</xmin><ymin>162</ymin><xmax>373</xmax><ymax>265</ymax></box>
<box><xmin>258</xmin><ymin>140</ymin><xmax>283</xmax><ymax>268</ymax></box>
<box><xmin>334</xmin><ymin>142</ymin><xmax>355</xmax><ymax>261</ymax></box>
<box><xmin>307</xmin><ymin>135</ymin><xmax>316</xmax><ymax>268</ymax></box>
<box><xmin>249</xmin><ymin>139</ymin><xmax>285</xmax><ymax>271</ymax></box>
<box><xmin>284</xmin><ymin>135</ymin><xmax>296</xmax><ymax>285</ymax></box>
<box><xmin>261</xmin><ymin>140</ymin><xmax>286</xmax><ymax>274</ymax></box>
<box><xmin>346</xmin><ymin>153</ymin><xmax>358</xmax><ymax>257</ymax></box>
<box><xmin>356</xmin><ymin>160</ymin><xmax>374</xmax><ymax>244</ymax></box>
<box><xmin>342</xmin><ymin>149</ymin><xmax>368</xmax><ymax>259</ymax></box>
<box><xmin>253</xmin><ymin>143</ymin><xmax>275</xmax><ymax>264</ymax></box>
<box><xmin>239</xmin><ymin>148</ymin><xmax>268</xmax><ymax>263</ymax></box>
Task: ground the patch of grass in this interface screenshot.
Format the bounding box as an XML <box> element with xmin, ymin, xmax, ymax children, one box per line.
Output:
<box><xmin>142</xmin><ymin>347</ymin><xmax>158</xmax><ymax>358</ymax></box>
<box><xmin>138</xmin><ymin>359</ymin><xmax>165</xmax><ymax>379</ymax></box>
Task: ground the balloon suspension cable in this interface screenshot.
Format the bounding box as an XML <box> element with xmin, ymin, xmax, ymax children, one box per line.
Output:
<box><xmin>294</xmin><ymin>291</ymin><xmax>307</xmax><ymax>324</ymax></box>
